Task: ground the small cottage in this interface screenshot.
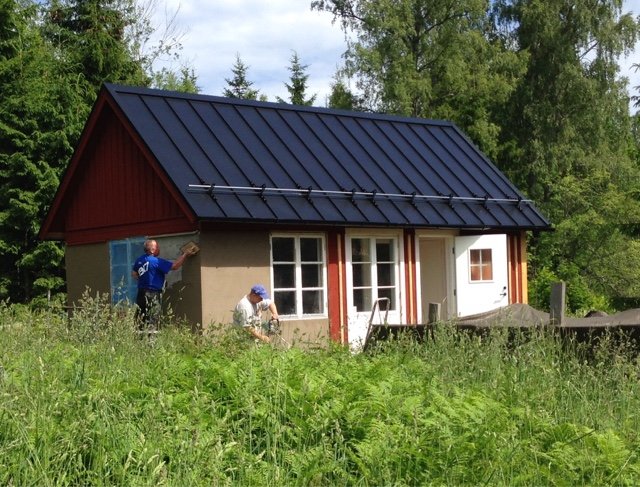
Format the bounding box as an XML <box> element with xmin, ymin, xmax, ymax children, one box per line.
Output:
<box><xmin>39</xmin><ymin>84</ymin><xmax>552</xmax><ymax>346</ymax></box>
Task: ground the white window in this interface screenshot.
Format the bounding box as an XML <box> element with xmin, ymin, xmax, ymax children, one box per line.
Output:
<box><xmin>271</xmin><ymin>235</ymin><xmax>327</xmax><ymax>317</ymax></box>
<box><xmin>109</xmin><ymin>237</ymin><xmax>145</xmax><ymax>304</ymax></box>
<box><xmin>350</xmin><ymin>237</ymin><xmax>398</xmax><ymax>312</ymax></box>
<box><xmin>469</xmin><ymin>248</ymin><xmax>493</xmax><ymax>282</ymax></box>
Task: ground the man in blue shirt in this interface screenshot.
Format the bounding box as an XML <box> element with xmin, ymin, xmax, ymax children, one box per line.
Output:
<box><xmin>132</xmin><ymin>239</ymin><xmax>193</xmax><ymax>330</ymax></box>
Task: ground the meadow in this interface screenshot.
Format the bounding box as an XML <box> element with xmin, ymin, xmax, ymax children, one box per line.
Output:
<box><xmin>2</xmin><ymin>295</ymin><xmax>640</xmax><ymax>486</ymax></box>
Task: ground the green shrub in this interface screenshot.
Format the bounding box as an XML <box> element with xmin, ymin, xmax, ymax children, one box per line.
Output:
<box><xmin>2</xmin><ymin>304</ymin><xmax>640</xmax><ymax>485</ymax></box>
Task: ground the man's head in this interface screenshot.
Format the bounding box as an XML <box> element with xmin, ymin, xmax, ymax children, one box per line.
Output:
<box><xmin>249</xmin><ymin>284</ymin><xmax>269</xmax><ymax>303</ymax></box>
<box><xmin>144</xmin><ymin>239</ymin><xmax>160</xmax><ymax>256</ymax></box>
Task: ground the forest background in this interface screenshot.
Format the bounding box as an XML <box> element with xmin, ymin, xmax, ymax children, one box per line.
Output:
<box><xmin>1</xmin><ymin>0</ymin><xmax>640</xmax><ymax>315</ymax></box>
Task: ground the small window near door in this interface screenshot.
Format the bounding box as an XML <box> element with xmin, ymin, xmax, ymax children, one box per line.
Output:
<box><xmin>469</xmin><ymin>248</ymin><xmax>493</xmax><ymax>281</ymax></box>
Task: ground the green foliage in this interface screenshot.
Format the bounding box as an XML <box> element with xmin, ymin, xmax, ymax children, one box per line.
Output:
<box><xmin>43</xmin><ymin>0</ymin><xmax>149</xmax><ymax>91</ymax></box>
<box><xmin>495</xmin><ymin>0</ymin><xmax>637</xmax><ymax>150</ymax></box>
<box><xmin>3</xmin><ymin>304</ymin><xmax>640</xmax><ymax>484</ymax></box>
<box><xmin>312</xmin><ymin>0</ymin><xmax>525</xmax><ymax>158</ymax></box>
<box><xmin>528</xmin><ymin>264</ymin><xmax>611</xmax><ymax>314</ymax></box>
<box><xmin>0</xmin><ymin>1</ymin><xmax>81</xmax><ymax>302</ymax></box>
<box><xmin>151</xmin><ymin>66</ymin><xmax>199</xmax><ymax>93</ymax></box>
<box><xmin>529</xmin><ymin>169</ymin><xmax>640</xmax><ymax>310</ymax></box>
<box><xmin>633</xmin><ymin>62</ymin><xmax>640</xmax><ymax>109</ymax></box>
<box><xmin>1</xmin><ymin>0</ymin><xmax>639</xmax><ymax>315</ymax></box>
<box><xmin>223</xmin><ymin>53</ymin><xmax>262</xmax><ymax>100</ymax></box>
<box><xmin>276</xmin><ymin>51</ymin><xmax>317</xmax><ymax>106</ymax></box>
<box><xmin>493</xmin><ymin>0</ymin><xmax>640</xmax><ymax>307</ymax></box>
<box><xmin>0</xmin><ymin>0</ymin><xmax>191</xmax><ymax>304</ymax></box>
<box><xmin>327</xmin><ymin>76</ymin><xmax>360</xmax><ymax>110</ymax></box>
<box><xmin>528</xmin><ymin>266</ymin><xmax>559</xmax><ymax>312</ymax></box>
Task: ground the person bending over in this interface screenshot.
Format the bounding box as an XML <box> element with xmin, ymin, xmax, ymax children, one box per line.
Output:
<box><xmin>233</xmin><ymin>284</ymin><xmax>279</xmax><ymax>343</ymax></box>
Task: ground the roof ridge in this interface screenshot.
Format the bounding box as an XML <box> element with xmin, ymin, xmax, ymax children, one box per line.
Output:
<box><xmin>102</xmin><ymin>82</ymin><xmax>455</xmax><ymax>127</ymax></box>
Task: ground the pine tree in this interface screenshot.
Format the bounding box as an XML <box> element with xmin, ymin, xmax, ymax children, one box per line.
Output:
<box><xmin>43</xmin><ymin>0</ymin><xmax>149</xmax><ymax>98</ymax></box>
<box><xmin>223</xmin><ymin>54</ymin><xmax>261</xmax><ymax>100</ymax></box>
<box><xmin>0</xmin><ymin>0</ymin><xmax>190</xmax><ymax>303</ymax></box>
<box><xmin>276</xmin><ymin>51</ymin><xmax>317</xmax><ymax>106</ymax></box>
<box><xmin>0</xmin><ymin>0</ymin><xmax>70</xmax><ymax>301</ymax></box>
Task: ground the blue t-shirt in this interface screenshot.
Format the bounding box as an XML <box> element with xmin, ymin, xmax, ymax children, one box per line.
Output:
<box><xmin>132</xmin><ymin>254</ymin><xmax>173</xmax><ymax>291</ymax></box>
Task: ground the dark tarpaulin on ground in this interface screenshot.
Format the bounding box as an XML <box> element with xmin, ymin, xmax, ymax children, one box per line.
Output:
<box><xmin>363</xmin><ymin>304</ymin><xmax>640</xmax><ymax>350</ymax></box>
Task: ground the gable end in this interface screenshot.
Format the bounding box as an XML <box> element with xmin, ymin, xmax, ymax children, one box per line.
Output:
<box><xmin>40</xmin><ymin>97</ymin><xmax>197</xmax><ymax>244</ymax></box>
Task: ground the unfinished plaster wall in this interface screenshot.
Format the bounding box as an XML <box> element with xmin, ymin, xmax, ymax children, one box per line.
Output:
<box><xmin>199</xmin><ymin>229</ymin><xmax>329</xmax><ymax>343</ymax></box>
<box><xmin>64</xmin><ymin>235</ymin><xmax>202</xmax><ymax>325</ymax></box>
<box><xmin>154</xmin><ymin>234</ymin><xmax>203</xmax><ymax>327</ymax></box>
<box><xmin>199</xmin><ymin>229</ymin><xmax>272</xmax><ymax>327</ymax></box>
<box><xmin>65</xmin><ymin>242</ymin><xmax>110</xmax><ymax>306</ymax></box>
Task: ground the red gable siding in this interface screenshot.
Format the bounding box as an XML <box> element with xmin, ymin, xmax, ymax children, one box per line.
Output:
<box><xmin>47</xmin><ymin>104</ymin><xmax>196</xmax><ymax>245</ymax></box>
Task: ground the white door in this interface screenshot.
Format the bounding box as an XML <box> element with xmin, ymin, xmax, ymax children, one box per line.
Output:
<box><xmin>346</xmin><ymin>236</ymin><xmax>402</xmax><ymax>348</ymax></box>
<box><xmin>455</xmin><ymin>234</ymin><xmax>508</xmax><ymax>317</ymax></box>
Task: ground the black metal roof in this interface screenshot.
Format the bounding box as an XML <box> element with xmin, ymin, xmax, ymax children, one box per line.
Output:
<box><xmin>104</xmin><ymin>83</ymin><xmax>551</xmax><ymax>231</ymax></box>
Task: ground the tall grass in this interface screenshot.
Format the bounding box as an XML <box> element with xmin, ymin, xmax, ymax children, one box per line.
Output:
<box><xmin>2</xmin><ymin>296</ymin><xmax>640</xmax><ymax>485</ymax></box>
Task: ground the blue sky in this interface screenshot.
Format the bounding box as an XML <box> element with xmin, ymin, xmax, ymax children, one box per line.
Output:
<box><xmin>152</xmin><ymin>0</ymin><xmax>640</xmax><ymax>111</ymax></box>
<box><xmin>151</xmin><ymin>1</ymin><xmax>345</xmax><ymax>104</ymax></box>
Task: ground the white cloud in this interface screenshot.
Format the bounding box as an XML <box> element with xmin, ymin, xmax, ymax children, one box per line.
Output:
<box><xmin>153</xmin><ymin>0</ymin><xmax>640</xmax><ymax>111</ymax></box>
<box><xmin>152</xmin><ymin>0</ymin><xmax>346</xmax><ymax>104</ymax></box>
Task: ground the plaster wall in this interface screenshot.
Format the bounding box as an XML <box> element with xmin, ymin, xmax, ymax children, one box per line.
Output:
<box><xmin>65</xmin><ymin>235</ymin><xmax>202</xmax><ymax>325</ymax></box>
<box><xmin>154</xmin><ymin>234</ymin><xmax>203</xmax><ymax>326</ymax></box>
<box><xmin>65</xmin><ymin>242</ymin><xmax>110</xmax><ymax>306</ymax></box>
<box><xmin>198</xmin><ymin>229</ymin><xmax>330</xmax><ymax>343</ymax></box>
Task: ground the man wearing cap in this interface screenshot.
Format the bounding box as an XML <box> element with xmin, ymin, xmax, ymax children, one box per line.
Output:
<box><xmin>233</xmin><ymin>284</ymin><xmax>280</xmax><ymax>343</ymax></box>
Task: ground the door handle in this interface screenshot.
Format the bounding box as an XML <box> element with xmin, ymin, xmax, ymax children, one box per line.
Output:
<box><xmin>499</xmin><ymin>286</ymin><xmax>507</xmax><ymax>297</ymax></box>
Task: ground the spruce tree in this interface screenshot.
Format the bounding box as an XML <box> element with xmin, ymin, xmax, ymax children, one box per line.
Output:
<box><xmin>223</xmin><ymin>54</ymin><xmax>261</xmax><ymax>100</ymax></box>
<box><xmin>276</xmin><ymin>51</ymin><xmax>317</xmax><ymax>106</ymax></box>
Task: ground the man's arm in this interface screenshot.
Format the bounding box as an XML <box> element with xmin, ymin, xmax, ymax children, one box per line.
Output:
<box><xmin>268</xmin><ymin>301</ymin><xmax>279</xmax><ymax>321</ymax></box>
<box><xmin>245</xmin><ymin>325</ymin><xmax>271</xmax><ymax>343</ymax></box>
<box><xmin>171</xmin><ymin>252</ymin><xmax>190</xmax><ymax>271</ymax></box>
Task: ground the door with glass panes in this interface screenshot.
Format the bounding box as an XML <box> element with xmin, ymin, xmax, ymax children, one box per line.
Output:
<box><xmin>346</xmin><ymin>236</ymin><xmax>402</xmax><ymax>347</ymax></box>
